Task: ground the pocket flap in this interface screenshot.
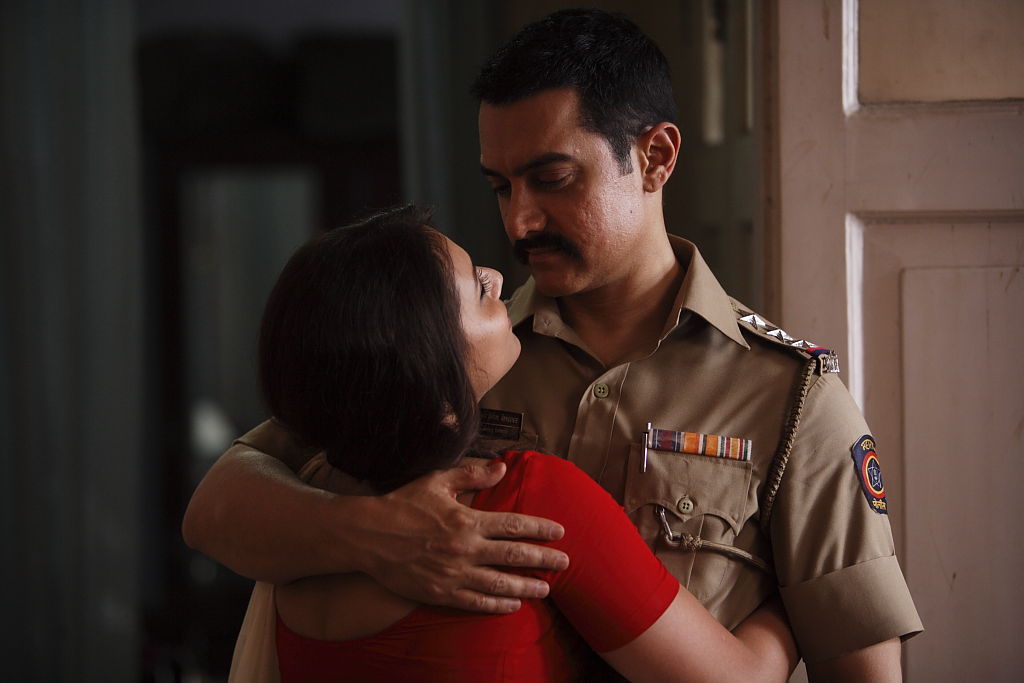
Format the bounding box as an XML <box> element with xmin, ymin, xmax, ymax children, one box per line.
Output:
<box><xmin>623</xmin><ymin>443</ymin><xmax>753</xmax><ymax>535</ymax></box>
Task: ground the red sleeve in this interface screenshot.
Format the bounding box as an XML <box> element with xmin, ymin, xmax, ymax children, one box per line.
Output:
<box><xmin>476</xmin><ymin>451</ymin><xmax>679</xmax><ymax>653</ymax></box>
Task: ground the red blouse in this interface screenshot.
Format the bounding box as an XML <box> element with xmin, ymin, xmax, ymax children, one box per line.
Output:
<box><xmin>276</xmin><ymin>450</ymin><xmax>678</xmax><ymax>681</ymax></box>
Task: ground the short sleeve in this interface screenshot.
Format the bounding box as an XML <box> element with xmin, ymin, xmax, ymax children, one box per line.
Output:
<box><xmin>494</xmin><ymin>451</ymin><xmax>679</xmax><ymax>653</ymax></box>
<box><xmin>770</xmin><ymin>375</ymin><xmax>923</xmax><ymax>661</ymax></box>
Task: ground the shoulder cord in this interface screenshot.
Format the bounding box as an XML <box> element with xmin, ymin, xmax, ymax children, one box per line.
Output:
<box><xmin>652</xmin><ymin>354</ymin><xmax>819</xmax><ymax>575</ymax></box>
<box><xmin>655</xmin><ymin>507</ymin><xmax>772</xmax><ymax>573</ymax></box>
<box><xmin>758</xmin><ymin>355</ymin><xmax>819</xmax><ymax>535</ymax></box>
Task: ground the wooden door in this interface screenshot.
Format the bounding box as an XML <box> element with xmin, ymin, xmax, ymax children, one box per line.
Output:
<box><xmin>769</xmin><ymin>0</ymin><xmax>1024</xmax><ymax>678</ymax></box>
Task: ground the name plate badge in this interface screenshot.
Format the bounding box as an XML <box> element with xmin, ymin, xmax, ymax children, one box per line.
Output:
<box><xmin>479</xmin><ymin>408</ymin><xmax>524</xmax><ymax>441</ymax></box>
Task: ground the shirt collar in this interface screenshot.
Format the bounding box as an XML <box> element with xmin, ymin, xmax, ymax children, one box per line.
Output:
<box><xmin>504</xmin><ymin>235</ymin><xmax>749</xmax><ymax>349</ymax></box>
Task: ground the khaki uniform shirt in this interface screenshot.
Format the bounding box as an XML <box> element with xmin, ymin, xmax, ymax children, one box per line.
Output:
<box><xmin>478</xmin><ymin>236</ymin><xmax>922</xmax><ymax>662</ymax></box>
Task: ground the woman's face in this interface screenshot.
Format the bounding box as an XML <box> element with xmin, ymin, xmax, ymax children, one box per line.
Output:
<box><xmin>440</xmin><ymin>234</ymin><xmax>521</xmax><ymax>399</ymax></box>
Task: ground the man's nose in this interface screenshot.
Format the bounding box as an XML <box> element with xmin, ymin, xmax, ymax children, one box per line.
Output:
<box><xmin>503</xmin><ymin>189</ymin><xmax>544</xmax><ymax>242</ymax></box>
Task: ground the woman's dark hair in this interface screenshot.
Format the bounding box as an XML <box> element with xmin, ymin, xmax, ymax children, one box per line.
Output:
<box><xmin>470</xmin><ymin>8</ymin><xmax>678</xmax><ymax>175</ymax></box>
<box><xmin>258</xmin><ymin>205</ymin><xmax>480</xmax><ymax>493</ymax></box>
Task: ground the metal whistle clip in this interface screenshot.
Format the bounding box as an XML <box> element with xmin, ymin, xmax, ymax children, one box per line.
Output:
<box><xmin>642</xmin><ymin>422</ymin><xmax>652</xmax><ymax>472</ymax></box>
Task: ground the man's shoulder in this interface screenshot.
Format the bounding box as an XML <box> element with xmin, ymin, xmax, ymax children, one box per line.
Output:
<box><xmin>729</xmin><ymin>299</ymin><xmax>842</xmax><ymax>375</ymax></box>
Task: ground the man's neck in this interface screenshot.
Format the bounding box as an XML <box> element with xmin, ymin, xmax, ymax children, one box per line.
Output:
<box><xmin>557</xmin><ymin>234</ymin><xmax>683</xmax><ymax>367</ymax></box>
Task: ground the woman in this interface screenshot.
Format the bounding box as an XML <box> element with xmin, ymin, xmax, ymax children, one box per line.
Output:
<box><xmin>235</xmin><ymin>205</ymin><xmax>797</xmax><ymax>681</ymax></box>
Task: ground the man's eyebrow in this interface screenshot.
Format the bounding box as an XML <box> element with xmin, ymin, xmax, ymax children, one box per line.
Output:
<box><xmin>480</xmin><ymin>152</ymin><xmax>575</xmax><ymax>179</ymax></box>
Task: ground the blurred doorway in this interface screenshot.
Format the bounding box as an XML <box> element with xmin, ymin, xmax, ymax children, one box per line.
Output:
<box><xmin>136</xmin><ymin>6</ymin><xmax>402</xmax><ymax>679</ymax></box>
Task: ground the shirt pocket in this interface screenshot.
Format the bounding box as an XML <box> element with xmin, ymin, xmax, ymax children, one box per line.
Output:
<box><xmin>622</xmin><ymin>443</ymin><xmax>753</xmax><ymax>600</ymax></box>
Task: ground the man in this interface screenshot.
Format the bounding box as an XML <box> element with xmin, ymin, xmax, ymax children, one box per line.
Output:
<box><xmin>184</xmin><ymin>9</ymin><xmax>921</xmax><ymax>678</ymax></box>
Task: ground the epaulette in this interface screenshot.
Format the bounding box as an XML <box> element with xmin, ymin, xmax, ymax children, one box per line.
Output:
<box><xmin>730</xmin><ymin>299</ymin><xmax>840</xmax><ymax>375</ymax></box>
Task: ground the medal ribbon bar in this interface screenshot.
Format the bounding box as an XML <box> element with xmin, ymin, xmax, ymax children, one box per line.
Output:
<box><xmin>645</xmin><ymin>426</ymin><xmax>752</xmax><ymax>463</ymax></box>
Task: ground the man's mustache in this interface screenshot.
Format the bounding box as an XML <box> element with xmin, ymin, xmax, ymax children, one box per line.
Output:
<box><xmin>513</xmin><ymin>232</ymin><xmax>582</xmax><ymax>264</ymax></box>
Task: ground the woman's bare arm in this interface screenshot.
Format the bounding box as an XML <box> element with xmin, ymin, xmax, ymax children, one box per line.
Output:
<box><xmin>602</xmin><ymin>589</ymin><xmax>799</xmax><ymax>682</ymax></box>
<box><xmin>182</xmin><ymin>443</ymin><xmax>569</xmax><ymax>613</ymax></box>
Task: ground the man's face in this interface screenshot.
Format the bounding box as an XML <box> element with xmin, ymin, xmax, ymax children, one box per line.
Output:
<box><xmin>478</xmin><ymin>88</ymin><xmax>648</xmax><ymax>299</ymax></box>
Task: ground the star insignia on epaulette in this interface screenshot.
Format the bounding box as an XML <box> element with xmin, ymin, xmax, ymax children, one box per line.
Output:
<box><xmin>735</xmin><ymin>310</ymin><xmax>840</xmax><ymax>373</ymax></box>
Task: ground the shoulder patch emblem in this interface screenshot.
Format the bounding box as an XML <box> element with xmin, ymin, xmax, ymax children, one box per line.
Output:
<box><xmin>850</xmin><ymin>435</ymin><xmax>888</xmax><ymax>514</ymax></box>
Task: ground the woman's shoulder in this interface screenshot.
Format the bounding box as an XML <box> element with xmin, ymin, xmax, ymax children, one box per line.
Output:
<box><xmin>497</xmin><ymin>450</ymin><xmax>592</xmax><ymax>489</ymax></box>
<box><xmin>498</xmin><ymin>449</ymin><xmax>583</xmax><ymax>473</ymax></box>
<box><xmin>484</xmin><ymin>450</ymin><xmax>617</xmax><ymax>518</ymax></box>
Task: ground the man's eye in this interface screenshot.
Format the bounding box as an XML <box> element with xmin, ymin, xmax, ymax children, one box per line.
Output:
<box><xmin>491</xmin><ymin>184</ymin><xmax>511</xmax><ymax>198</ymax></box>
<box><xmin>535</xmin><ymin>173</ymin><xmax>570</xmax><ymax>189</ymax></box>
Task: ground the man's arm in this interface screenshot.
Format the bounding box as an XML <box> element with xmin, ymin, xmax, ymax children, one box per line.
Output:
<box><xmin>806</xmin><ymin>638</ymin><xmax>902</xmax><ymax>682</ymax></box>
<box><xmin>769</xmin><ymin>375</ymin><xmax>920</xmax><ymax>676</ymax></box>
<box><xmin>182</xmin><ymin>444</ymin><xmax>569</xmax><ymax>613</ymax></box>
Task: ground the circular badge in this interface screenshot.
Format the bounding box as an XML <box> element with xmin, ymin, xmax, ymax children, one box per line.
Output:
<box><xmin>850</xmin><ymin>434</ymin><xmax>888</xmax><ymax>515</ymax></box>
<box><xmin>861</xmin><ymin>451</ymin><xmax>885</xmax><ymax>498</ymax></box>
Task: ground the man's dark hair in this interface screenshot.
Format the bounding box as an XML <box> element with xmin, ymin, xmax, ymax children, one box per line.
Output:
<box><xmin>258</xmin><ymin>205</ymin><xmax>481</xmax><ymax>493</ymax></box>
<box><xmin>470</xmin><ymin>8</ymin><xmax>678</xmax><ymax>174</ymax></box>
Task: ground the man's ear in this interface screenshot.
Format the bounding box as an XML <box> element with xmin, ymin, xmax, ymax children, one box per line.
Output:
<box><xmin>637</xmin><ymin>122</ymin><xmax>681</xmax><ymax>193</ymax></box>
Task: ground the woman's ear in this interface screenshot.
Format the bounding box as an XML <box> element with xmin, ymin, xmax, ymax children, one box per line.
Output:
<box><xmin>637</xmin><ymin>122</ymin><xmax>681</xmax><ymax>193</ymax></box>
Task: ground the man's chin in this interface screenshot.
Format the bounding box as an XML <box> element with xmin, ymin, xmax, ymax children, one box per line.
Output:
<box><xmin>530</xmin><ymin>270</ymin><xmax>582</xmax><ymax>299</ymax></box>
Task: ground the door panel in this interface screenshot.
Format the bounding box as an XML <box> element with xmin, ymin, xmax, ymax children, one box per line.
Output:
<box><xmin>853</xmin><ymin>219</ymin><xmax>1024</xmax><ymax>549</ymax></box>
<box><xmin>902</xmin><ymin>264</ymin><xmax>1024</xmax><ymax>679</ymax></box>
<box><xmin>772</xmin><ymin>0</ymin><xmax>1024</xmax><ymax>677</ymax></box>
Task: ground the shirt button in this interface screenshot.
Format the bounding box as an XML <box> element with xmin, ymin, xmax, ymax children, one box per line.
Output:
<box><xmin>677</xmin><ymin>496</ymin><xmax>695</xmax><ymax>514</ymax></box>
<box><xmin>592</xmin><ymin>382</ymin><xmax>610</xmax><ymax>398</ymax></box>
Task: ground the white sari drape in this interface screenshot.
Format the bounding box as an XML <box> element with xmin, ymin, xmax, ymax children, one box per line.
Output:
<box><xmin>227</xmin><ymin>452</ymin><xmax>353</xmax><ymax>682</ymax></box>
